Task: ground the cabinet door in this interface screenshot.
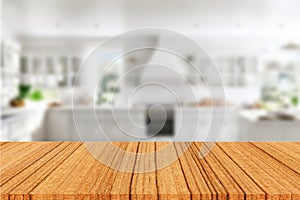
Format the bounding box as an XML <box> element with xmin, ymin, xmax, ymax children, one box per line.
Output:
<box><xmin>219</xmin><ymin>112</ymin><xmax>239</xmax><ymax>141</ymax></box>
<box><xmin>238</xmin><ymin>119</ymin><xmax>285</xmax><ymax>141</ymax></box>
<box><xmin>175</xmin><ymin>111</ymin><xmax>211</xmax><ymax>141</ymax></box>
<box><xmin>281</xmin><ymin>123</ymin><xmax>300</xmax><ymax>141</ymax></box>
<box><xmin>70</xmin><ymin>123</ymin><xmax>81</xmax><ymax>141</ymax></box>
<box><xmin>46</xmin><ymin>111</ymin><xmax>71</xmax><ymax>141</ymax></box>
<box><xmin>10</xmin><ymin>118</ymin><xmax>30</xmax><ymax>141</ymax></box>
<box><xmin>219</xmin><ymin>123</ymin><xmax>239</xmax><ymax>141</ymax></box>
<box><xmin>95</xmin><ymin>110</ymin><xmax>146</xmax><ymax>141</ymax></box>
<box><xmin>2</xmin><ymin>111</ymin><xmax>45</xmax><ymax>141</ymax></box>
<box><xmin>46</xmin><ymin>110</ymin><xmax>146</xmax><ymax>141</ymax></box>
<box><xmin>0</xmin><ymin>124</ymin><xmax>10</xmax><ymax>141</ymax></box>
<box><xmin>98</xmin><ymin>118</ymin><xmax>146</xmax><ymax>141</ymax></box>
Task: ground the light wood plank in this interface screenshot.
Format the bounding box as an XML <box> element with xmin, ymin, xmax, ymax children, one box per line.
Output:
<box><xmin>218</xmin><ymin>143</ymin><xmax>293</xmax><ymax>200</ymax></box>
<box><xmin>155</xmin><ymin>142</ymin><xmax>190</xmax><ymax>199</ymax></box>
<box><xmin>201</xmin><ymin>143</ymin><xmax>265</xmax><ymax>200</ymax></box>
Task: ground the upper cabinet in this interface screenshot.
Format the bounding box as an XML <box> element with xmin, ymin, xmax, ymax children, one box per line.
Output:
<box><xmin>20</xmin><ymin>55</ymin><xmax>82</xmax><ymax>88</ymax></box>
<box><xmin>1</xmin><ymin>40</ymin><xmax>21</xmax><ymax>108</ymax></box>
<box><xmin>185</xmin><ymin>55</ymin><xmax>259</xmax><ymax>87</ymax></box>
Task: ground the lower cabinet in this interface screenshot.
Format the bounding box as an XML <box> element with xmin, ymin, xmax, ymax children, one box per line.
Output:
<box><xmin>239</xmin><ymin>118</ymin><xmax>300</xmax><ymax>141</ymax></box>
<box><xmin>175</xmin><ymin>107</ymin><xmax>239</xmax><ymax>141</ymax></box>
<box><xmin>45</xmin><ymin>109</ymin><xmax>146</xmax><ymax>141</ymax></box>
<box><xmin>1</xmin><ymin>110</ymin><xmax>46</xmax><ymax>141</ymax></box>
<box><xmin>45</xmin><ymin>109</ymin><xmax>73</xmax><ymax>141</ymax></box>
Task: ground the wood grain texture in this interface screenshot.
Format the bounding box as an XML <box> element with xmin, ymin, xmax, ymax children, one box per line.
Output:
<box><xmin>1</xmin><ymin>142</ymin><xmax>300</xmax><ymax>200</ymax></box>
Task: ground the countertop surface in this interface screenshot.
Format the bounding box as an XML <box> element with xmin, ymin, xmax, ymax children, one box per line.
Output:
<box><xmin>240</xmin><ymin>110</ymin><xmax>300</xmax><ymax>122</ymax></box>
<box><xmin>1</xmin><ymin>142</ymin><xmax>300</xmax><ymax>199</ymax></box>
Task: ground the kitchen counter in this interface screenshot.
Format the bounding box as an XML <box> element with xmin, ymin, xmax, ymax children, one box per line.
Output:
<box><xmin>238</xmin><ymin>110</ymin><xmax>300</xmax><ymax>141</ymax></box>
<box><xmin>1</xmin><ymin>107</ymin><xmax>47</xmax><ymax>118</ymax></box>
<box><xmin>1</xmin><ymin>106</ymin><xmax>147</xmax><ymax>114</ymax></box>
<box><xmin>240</xmin><ymin>110</ymin><xmax>300</xmax><ymax>122</ymax></box>
<box><xmin>1</xmin><ymin>142</ymin><xmax>300</xmax><ymax>199</ymax></box>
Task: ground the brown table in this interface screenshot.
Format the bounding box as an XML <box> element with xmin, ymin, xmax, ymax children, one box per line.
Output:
<box><xmin>1</xmin><ymin>142</ymin><xmax>300</xmax><ymax>199</ymax></box>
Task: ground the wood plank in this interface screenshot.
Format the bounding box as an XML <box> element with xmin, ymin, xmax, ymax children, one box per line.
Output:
<box><xmin>1</xmin><ymin>143</ymin><xmax>41</xmax><ymax>170</ymax></box>
<box><xmin>200</xmin><ymin>143</ymin><xmax>265</xmax><ymax>200</ymax></box>
<box><xmin>75</xmin><ymin>142</ymin><xmax>113</xmax><ymax>197</ymax></box>
<box><xmin>130</xmin><ymin>142</ymin><xmax>157</xmax><ymax>200</ymax></box>
<box><xmin>1</xmin><ymin>143</ymin><xmax>61</xmax><ymax>185</ymax></box>
<box><xmin>241</xmin><ymin>143</ymin><xmax>300</xmax><ymax>200</ymax></box>
<box><xmin>0</xmin><ymin>142</ymin><xmax>299</xmax><ymax>200</ymax></box>
<box><xmin>174</xmin><ymin>142</ymin><xmax>223</xmax><ymax>200</ymax></box>
<box><xmin>267</xmin><ymin>142</ymin><xmax>300</xmax><ymax>157</ymax></box>
<box><xmin>218</xmin><ymin>143</ymin><xmax>294</xmax><ymax>200</ymax></box>
<box><xmin>10</xmin><ymin>143</ymin><xmax>81</xmax><ymax>194</ymax></box>
<box><xmin>193</xmin><ymin>143</ymin><xmax>264</xmax><ymax>200</ymax></box>
<box><xmin>1</xmin><ymin>143</ymin><xmax>72</xmax><ymax>192</ymax></box>
<box><xmin>110</xmin><ymin>142</ymin><xmax>140</xmax><ymax>199</ymax></box>
<box><xmin>155</xmin><ymin>142</ymin><xmax>190</xmax><ymax>199</ymax></box>
<box><xmin>251</xmin><ymin>142</ymin><xmax>300</xmax><ymax>174</ymax></box>
<box><xmin>96</xmin><ymin>143</ymin><xmax>131</xmax><ymax>199</ymax></box>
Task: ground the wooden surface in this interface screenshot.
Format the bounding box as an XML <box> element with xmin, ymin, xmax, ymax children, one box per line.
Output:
<box><xmin>1</xmin><ymin>142</ymin><xmax>300</xmax><ymax>200</ymax></box>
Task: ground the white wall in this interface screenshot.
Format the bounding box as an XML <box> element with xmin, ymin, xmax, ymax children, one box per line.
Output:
<box><xmin>4</xmin><ymin>0</ymin><xmax>299</xmax><ymax>56</ymax></box>
<box><xmin>3</xmin><ymin>0</ymin><xmax>300</xmax><ymax>38</ymax></box>
<box><xmin>3</xmin><ymin>0</ymin><xmax>299</xmax><ymax>106</ymax></box>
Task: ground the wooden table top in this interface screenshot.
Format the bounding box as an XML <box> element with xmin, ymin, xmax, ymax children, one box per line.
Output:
<box><xmin>1</xmin><ymin>142</ymin><xmax>300</xmax><ymax>200</ymax></box>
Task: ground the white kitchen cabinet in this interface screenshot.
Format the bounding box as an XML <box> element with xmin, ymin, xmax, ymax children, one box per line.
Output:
<box><xmin>45</xmin><ymin>108</ymin><xmax>146</xmax><ymax>141</ymax></box>
<box><xmin>20</xmin><ymin>54</ymin><xmax>82</xmax><ymax>89</ymax></box>
<box><xmin>1</xmin><ymin>40</ymin><xmax>21</xmax><ymax>108</ymax></box>
<box><xmin>1</xmin><ymin>109</ymin><xmax>46</xmax><ymax>141</ymax></box>
<box><xmin>220</xmin><ymin>109</ymin><xmax>239</xmax><ymax>141</ymax></box>
<box><xmin>45</xmin><ymin>109</ymin><xmax>73</xmax><ymax>141</ymax></box>
<box><xmin>175</xmin><ymin>107</ymin><xmax>239</xmax><ymax>141</ymax></box>
<box><xmin>46</xmin><ymin>109</ymin><xmax>94</xmax><ymax>141</ymax></box>
<box><xmin>239</xmin><ymin>117</ymin><xmax>300</xmax><ymax>141</ymax></box>
<box><xmin>0</xmin><ymin>125</ymin><xmax>9</xmax><ymax>141</ymax></box>
<box><xmin>175</xmin><ymin>107</ymin><xmax>207</xmax><ymax>141</ymax></box>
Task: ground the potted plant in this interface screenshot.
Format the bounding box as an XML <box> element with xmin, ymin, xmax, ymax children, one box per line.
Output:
<box><xmin>10</xmin><ymin>84</ymin><xmax>31</xmax><ymax>107</ymax></box>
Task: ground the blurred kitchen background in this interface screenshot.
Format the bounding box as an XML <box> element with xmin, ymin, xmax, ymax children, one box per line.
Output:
<box><xmin>1</xmin><ymin>0</ymin><xmax>300</xmax><ymax>141</ymax></box>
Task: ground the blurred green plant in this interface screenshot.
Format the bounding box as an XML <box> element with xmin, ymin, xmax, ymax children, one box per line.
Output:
<box><xmin>18</xmin><ymin>84</ymin><xmax>31</xmax><ymax>99</ymax></box>
<box><xmin>291</xmin><ymin>96</ymin><xmax>299</xmax><ymax>107</ymax></box>
<box><xmin>101</xmin><ymin>73</ymin><xmax>119</xmax><ymax>92</ymax></box>
<box><xmin>30</xmin><ymin>89</ymin><xmax>44</xmax><ymax>101</ymax></box>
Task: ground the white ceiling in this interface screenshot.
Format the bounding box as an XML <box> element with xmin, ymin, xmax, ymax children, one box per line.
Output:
<box><xmin>3</xmin><ymin>0</ymin><xmax>300</xmax><ymax>38</ymax></box>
